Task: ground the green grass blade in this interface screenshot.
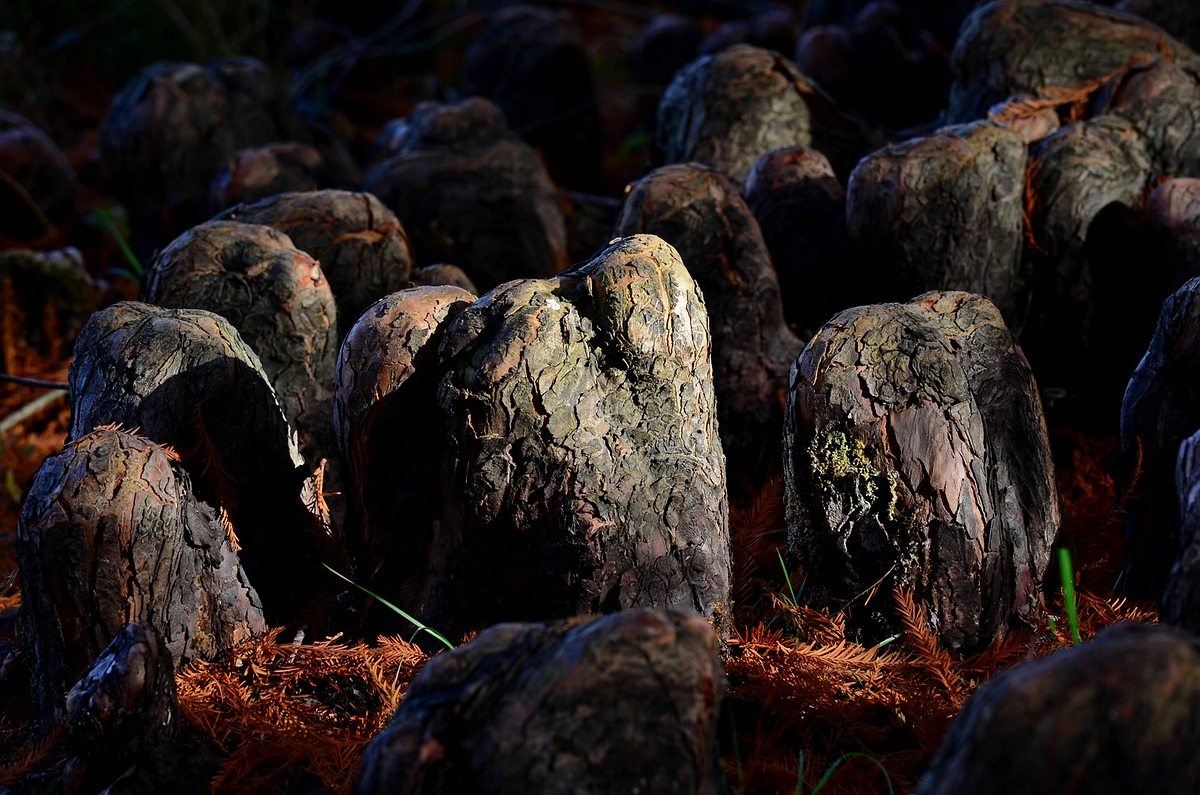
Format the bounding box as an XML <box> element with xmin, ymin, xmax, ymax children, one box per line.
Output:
<box><xmin>322</xmin><ymin>563</ymin><xmax>454</xmax><ymax>650</ymax></box>
<box><xmin>1058</xmin><ymin>548</ymin><xmax>1081</xmax><ymax>645</ymax></box>
<box><xmin>811</xmin><ymin>752</ymin><xmax>893</xmax><ymax>795</ymax></box>
<box><xmin>778</xmin><ymin>549</ymin><xmax>799</xmax><ymax>607</ymax></box>
<box><xmin>91</xmin><ymin>206</ymin><xmax>143</xmax><ymax>277</ymax></box>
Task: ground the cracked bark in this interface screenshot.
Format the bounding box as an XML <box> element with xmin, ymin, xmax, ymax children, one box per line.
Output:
<box><xmin>356</xmin><ymin>610</ymin><xmax>724</xmax><ymax>795</ymax></box>
<box><xmin>784</xmin><ymin>292</ymin><xmax>1059</xmax><ymax>652</ymax></box>
<box><xmin>915</xmin><ymin>622</ymin><xmax>1200</xmax><ymax>795</ymax></box>
<box><xmin>141</xmin><ymin>220</ymin><xmax>338</xmax><ymax>478</ymax></box>
<box><xmin>362</xmin><ymin>97</ymin><xmax>569</xmax><ymax>291</ymax></box>
<box><xmin>846</xmin><ymin>122</ymin><xmax>1027</xmax><ymax>327</ymax></box>
<box><xmin>614</xmin><ymin>163</ymin><xmax>803</xmax><ymax>470</ymax></box>
<box><xmin>67</xmin><ymin>301</ymin><xmax>324</xmax><ymax>626</ymax></box>
<box><xmin>17</xmin><ymin>430</ymin><xmax>264</xmax><ymax>727</ymax></box>
<box><xmin>654</xmin><ymin>44</ymin><xmax>885</xmax><ymax>184</ymax></box>
<box><xmin>222</xmin><ymin>189</ymin><xmax>415</xmax><ymax>341</ymax></box>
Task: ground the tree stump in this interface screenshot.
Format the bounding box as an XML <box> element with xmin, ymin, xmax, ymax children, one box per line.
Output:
<box><xmin>362</xmin><ymin>97</ymin><xmax>569</xmax><ymax>291</ymax></box>
<box><xmin>1120</xmin><ymin>278</ymin><xmax>1200</xmax><ymax>597</ymax></box>
<box><xmin>222</xmin><ymin>190</ymin><xmax>415</xmax><ymax>341</ymax></box>
<box><xmin>17</xmin><ymin>429</ymin><xmax>264</xmax><ymax>725</ymax></box>
<box><xmin>334</xmin><ymin>286</ymin><xmax>476</xmax><ymax>629</ymax></box>
<box><xmin>141</xmin><ymin>220</ymin><xmax>338</xmax><ymax>474</ymax></box>
<box><xmin>784</xmin><ymin>292</ymin><xmax>1059</xmax><ymax>652</ymax></box>
<box><xmin>208</xmin><ymin>142</ymin><xmax>358</xmax><ymax>213</ymax></box>
<box><xmin>98</xmin><ymin>58</ymin><xmax>306</xmax><ymax>251</ymax></box>
<box><xmin>615</xmin><ymin>163</ymin><xmax>803</xmax><ymax>470</ymax></box>
<box><xmin>411</xmin><ymin>264</ymin><xmax>477</xmax><ymax>294</ymax></box>
<box><xmin>0</xmin><ymin>110</ymin><xmax>75</xmax><ymax>241</ymax></box>
<box><xmin>742</xmin><ymin>146</ymin><xmax>847</xmax><ymax>335</ymax></box>
<box><xmin>67</xmin><ymin>302</ymin><xmax>322</xmax><ymax>625</ymax></box>
<box><xmin>655</xmin><ymin>44</ymin><xmax>881</xmax><ymax>183</ymax></box>
<box><xmin>1145</xmin><ymin>178</ymin><xmax>1200</xmax><ymax>287</ymax></box>
<box><xmin>914</xmin><ymin>622</ymin><xmax>1200</xmax><ymax>795</ymax></box>
<box><xmin>946</xmin><ymin>0</ymin><xmax>1191</xmax><ymax>124</ymax></box>
<box><xmin>60</xmin><ymin>623</ymin><xmax>179</xmax><ymax>794</ymax></box>
<box><xmin>356</xmin><ymin>610</ymin><xmax>725</xmax><ymax>795</ymax></box>
<box><xmin>846</xmin><ymin>122</ymin><xmax>1027</xmax><ymax>325</ymax></box>
<box><xmin>462</xmin><ymin>5</ymin><xmax>602</xmax><ymax>192</ymax></box>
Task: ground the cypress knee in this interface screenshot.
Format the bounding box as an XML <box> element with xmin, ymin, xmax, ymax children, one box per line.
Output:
<box><xmin>17</xmin><ymin>429</ymin><xmax>264</xmax><ymax>725</ymax></box>
<box><xmin>1164</xmin><ymin>429</ymin><xmax>1200</xmax><ymax>631</ymax></box>
<box><xmin>356</xmin><ymin>610</ymin><xmax>725</xmax><ymax>795</ymax></box>
<box><xmin>784</xmin><ymin>291</ymin><xmax>1059</xmax><ymax>652</ymax></box>
<box><xmin>615</xmin><ymin>163</ymin><xmax>803</xmax><ymax>469</ymax></box>
<box><xmin>0</xmin><ymin>110</ymin><xmax>75</xmax><ymax>240</ymax></box>
<box><xmin>410</xmin><ymin>264</ymin><xmax>477</xmax><ymax>294</ymax></box>
<box><xmin>208</xmin><ymin>142</ymin><xmax>358</xmax><ymax>213</ymax></box>
<box><xmin>1145</xmin><ymin>178</ymin><xmax>1200</xmax><ymax>286</ymax></box>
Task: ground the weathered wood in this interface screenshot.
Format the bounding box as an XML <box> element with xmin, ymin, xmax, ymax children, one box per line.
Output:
<box><xmin>356</xmin><ymin>610</ymin><xmax>725</xmax><ymax>795</ymax></box>
<box><xmin>655</xmin><ymin>44</ymin><xmax>881</xmax><ymax>183</ymax></box>
<box><xmin>946</xmin><ymin>0</ymin><xmax>1192</xmax><ymax>124</ymax></box>
<box><xmin>784</xmin><ymin>292</ymin><xmax>1059</xmax><ymax>652</ymax></box>
<box><xmin>361</xmin><ymin>97</ymin><xmax>569</xmax><ymax>291</ymax></box>
<box><xmin>0</xmin><ymin>110</ymin><xmax>75</xmax><ymax>240</ymax></box>
<box><xmin>334</xmin><ymin>286</ymin><xmax>476</xmax><ymax>628</ymax></box>
<box><xmin>67</xmin><ymin>301</ymin><xmax>321</xmax><ymax>625</ymax></box>
<box><xmin>411</xmin><ymin>264</ymin><xmax>477</xmax><ymax>294</ymax></box>
<box><xmin>208</xmin><ymin>142</ymin><xmax>358</xmax><ymax>213</ymax></box>
<box><xmin>1120</xmin><ymin>278</ymin><xmax>1200</xmax><ymax>597</ymax></box>
<box><xmin>615</xmin><ymin>163</ymin><xmax>803</xmax><ymax>468</ymax></box>
<box><xmin>98</xmin><ymin>58</ymin><xmax>306</xmax><ymax>250</ymax></box>
<box><xmin>17</xmin><ymin>430</ymin><xmax>264</xmax><ymax>725</ymax></box>
<box><xmin>1105</xmin><ymin>56</ymin><xmax>1200</xmax><ymax>177</ymax></box>
<box><xmin>846</xmin><ymin>122</ymin><xmax>1027</xmax><ymax>325</ymax></box>
<box><xmin>60</xmin><ymin>623</ymin><xmax>179</xmax><ymax>794</ymax></box>
<box><xmin>914</xmin><ymin>622</ymin><xmax>1200</xmax><ymax>795</ymax></box>
<box><xmin>222</xmin><ymin>190</ymin><xmax>415</xmax><ymax>341</ymax></box>
<box><xmin>141</xmin><ymin>220</ymin><xmax>338</xmax><ymax>474</ymax></box>
<box><xmin>743</xmin><ymin>146</ymin><xmax>847</xmax><ymax>335</ymax></box>
<box><xmin>462</xmin><ymin>5</ymin><xmax>602</xmax><ymax>192</ymax></box>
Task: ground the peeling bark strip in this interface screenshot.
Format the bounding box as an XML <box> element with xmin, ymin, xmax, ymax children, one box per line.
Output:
<box><xmin>1165</xmin><ymin>429</ymin><xmax>1200</xmax><ymax>631</ymax></box>
<box><xmin>362</xmin><ymin>97</ymin><xmax>569</xmax><ymax>291</ymax></box>
<box><xmin>846</xmin><ymin>122</ymin><xmax>1027</xmax><ymax>325</ymax></box>
<box><xmin>67</xmin><ymin>302</ymin><xmax>318</xmax><ymax>625</ymax></box>
<box><xmin>17</xmin><ymin>430</ymin><xmax>264</xmax><ymax>726</ymax></box>
<box><xmin>334</xmin><ymin>286</ymin><xmax>476</xmax><ymax>622</ymax></box>
<box><xmin>61</xmin><ymin>623</ymin><xmax>179</xmax><ymax>794</ymax></box>
<box><xmin>785</xmin><ymin>292</ymin><xmax>1059</xmax><ymax>653</ymax></box>
<box><xmin>914</xmin><ymin>622</ymin><xmax>1200</xmax><ymax>795</ymax></box>
<box><xmin>655</xmin><ymin>44</ymin><xmax>881</xmax><ymax>184</ymax></box>
<box><xmin>1120</xmin><ymin>278</ymin><xmax>1200</xmax><ymax>598</ymax></box>
<box><xmin>224</xmin><ymin>190</ymin><xmax>415</xmax><ymax>341</ymax></box>
<box><xmin>356</xmin><ymin>610</ymin><xmax>725</xmax><ymax>795</ymax></box>
<box><xmin>743</xmin><ymin>146</ymin><xmax>848</xmax><ymax>336</ymax></box>
<box><xmin>946</xmin><ymin>0</ymin><xmax>1192</xmax><ymax>124</ymax></box>
<box><xmin>614</xmin><ymin>164</ymin><xmax>802</xmax><ymax>469</ymax></box>
<box><xmin>142</xmin><ymin>220</ymin><xmax>338</xmax><ymax>474</ymax></box>
<box><xmin>432</xmin><ymin>234</ymin><xmax>730</xmax><ymax>635</ymax></box>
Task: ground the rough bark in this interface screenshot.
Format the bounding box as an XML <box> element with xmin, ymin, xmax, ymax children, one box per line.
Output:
<box><xmin>60</xmin><ymin>623</ymin><xmax>179</xmax><ymax>794</ymax></box>
<box><xmin>743</xmin><ymin>146</ymin><xmax>847</xmax><ymax>335</ymax></box>
<box><xmin>361</xmin><ymin>97</ymin><xmax>569</xmax><ymax>291</ymax></box>
<box><xmin>411</xmin><ymin>264</ymin><xmax>478</xmax><ymax>294</ymax></box>
<box><xmin>615</xmin><ymin>163</ymin><xmax>803</xmax><ymax>469</ymax></box>
<box><xmin>1120</xmin><ymin>278</ymin><xmax>1200</xmax><ymax>597</ymax></box>
<box><xmin>17</xmin><ymin>429</ymin><xmax>264</xmax><ymax>725</ymax></box>
<box><xmin>356</xmin><ymin>610</ymin><xmax>725</xmax><ymax>795</ymax></box>
<box><xmin>946</xmin><ymin>0</ymin><xmax>1192</xmax><ymax>124</ymax></box>
<box><xmin>67</xmin><ymin>301</ymin><xmax>321</xmax><ymax>625</ymax></box>
<box><xmin>1119</xmin><ymin>0</ymin><xmax>1200</xmax><ymax>51</ymax></box>
<box><xmin>987</xmin><ymin>95</ymin><xmax>1061</xmax><ymax>143</ymax></box>
<box><xmin>846</xmin><ymin>122</ymin><xmax>1027</xmax><ymax>325</ymax></box>
<box><xmin>914</xmin><ymin>622</ymin><xmax>1200</xmax><ymax>795</ymax></box>
<box><xmin>655</xmin><ymin>44</ymin><xmax>883</xmax><ymax>184</ymax></box>
<box><xmin>333</xmin><ymin>286</ymin><xmax>476</xmax><ymax>629</ymax></box>
<box><xmin>562</xmin><ymin>191</ymin><xmax>623</xmax><ymax>263</ymax></box>
<box><xmin>1164</xmin><ymin>429</ymin><xmax>1200</xmax><ymax>631</ymax></box>
<box><xmin>221</xmin><ymin>190</ymin><xmax>415</xmax><ymax>341</ymax></box>
<box><xmin>462</xmin><ymin>5</ymin><xmax>602</xmax><ymax>192</ymax></box>
<box><xmin>784</xmin><ymin>292</ymin><xmax>1059</xmax><ymax>652</ymax></box>
<box><xmin>208</xmin><ymin>141</ymin><xmax>358</xmax><ymax>213</ymax></box>
<box><xmin>0</xmin><ymin>110</ymin><xmax>75</xmax><ymax>240</ymax></box>
<box><xmin>0</xmin><ymin>247</ymin><xmax>104</xmax><ymax>370</ymax></box>
<box><xmin>98</xmin><ymin>58</ymin><xmax>306</xmax><ymax>251</ymax></box>
<box><xmin>1145</xmin><ymin>178</ymin><xmax>1200</xmax><ymax>286</ymax></box>
<box><xmin>431</xmin><ymin>235</ymin><xmax>730</xmax><ymax>636</ymax></box>
<box><xmin>1022</xmin><ymin>116</ymin><xmax>1155</xmax><ymax>425</ymax></box>
<box><xmin>141</xmin><ymin>220</ymin><xmax>338</xmax><ymax>474</ymax></box>
<box><xmin>1104</xmin><ymin>56</ymin><xmax>1200</xmax><ymax>177</ymax></box>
